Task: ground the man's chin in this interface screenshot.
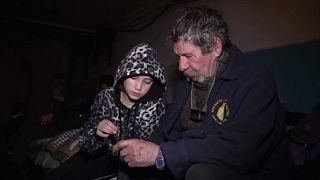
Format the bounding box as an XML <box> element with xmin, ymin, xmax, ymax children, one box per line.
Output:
<box><xmin>186</xmin><ymin>76</ymin><xmax>206</xmax><ymax>84</ymax></box>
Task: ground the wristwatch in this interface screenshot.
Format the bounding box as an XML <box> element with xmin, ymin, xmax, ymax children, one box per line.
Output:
<box><xmin>155</xmin><ymin>148</ymin><xmax>165</xmax><ymax>170</ymax></box>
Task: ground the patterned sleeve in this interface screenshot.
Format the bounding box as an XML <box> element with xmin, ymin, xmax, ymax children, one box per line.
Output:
<box><xmin>79</xmin><ymin>90</ymin><xmax>113</xmax><ymax>154</ymax></box>
<box><xmin>154</xmin><ymin>98</ymin><xmax>166</xmax><ymax>131</ymax></box>
<box><xmin>138</xmin><ymin>98</ymin><xmax>166</xmax><ymax>140</ymax></box>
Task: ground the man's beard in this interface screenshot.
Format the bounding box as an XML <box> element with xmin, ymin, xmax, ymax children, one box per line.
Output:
<box><xmin>184</xmin><ymin>69</ymin><xmax>206</xmax><ymax>84</ymax></box>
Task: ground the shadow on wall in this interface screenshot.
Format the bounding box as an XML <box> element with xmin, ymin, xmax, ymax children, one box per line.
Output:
<box><xmin>247</xmin><ymin>40</ymin><xmax>320</xmax><ymax>113</ymax></box>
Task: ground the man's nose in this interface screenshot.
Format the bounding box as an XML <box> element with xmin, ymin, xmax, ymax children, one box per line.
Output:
<box><xmin>179</xmin><ymin>57</ymin><xmax>188</xmax><ymax>71</ymax></box>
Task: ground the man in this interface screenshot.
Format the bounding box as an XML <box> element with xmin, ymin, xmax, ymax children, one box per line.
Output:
<box><xmin>113</xmin><ymin>7</ymin><xmax>292</xmax><ymax>180</ymax></box>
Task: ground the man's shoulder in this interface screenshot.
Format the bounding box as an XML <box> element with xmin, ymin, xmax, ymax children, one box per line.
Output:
<box><xmin>230</xmin><ymin>46</ymin><xmax>273</xmax><ymax>81</ymax></box>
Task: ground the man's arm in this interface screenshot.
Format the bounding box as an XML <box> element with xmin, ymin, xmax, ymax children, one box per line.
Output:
<box><xmin>79</xmin><ymin>91</ymin><xmax>112</xmax><ymax>153</ymax></box>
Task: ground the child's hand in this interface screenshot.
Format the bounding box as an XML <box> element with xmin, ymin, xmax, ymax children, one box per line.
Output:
<box><xmin>96</xmin><ymin>119</ymin><xmax>118</xmax><ymax>138</ymax></box>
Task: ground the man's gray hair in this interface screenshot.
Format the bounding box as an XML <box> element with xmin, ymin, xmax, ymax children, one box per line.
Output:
<box><xmin>170</xmin><ymin>6</ymin><xmax>231</xmax><ymax>54</ymax></box>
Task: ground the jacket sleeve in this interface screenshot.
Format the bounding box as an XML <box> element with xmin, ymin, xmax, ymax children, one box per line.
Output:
<box><xmin>161</xmin><ymin>75</ymin><xmax>287</xmax><ymax>179</ymax></box>
<box><xmin>149</xmin><ymin>98</ymin><xmax>166</xmax><ymax>139</ymax></box>
<box><xmin>151</xmin><ymin>80</ymin><xmax>189</xmax><ymax>144</ymax></box>
<box><xmin>79</xmin><ymin>91</ymin><xmax>113</xmax><ymax>154</ymax></box>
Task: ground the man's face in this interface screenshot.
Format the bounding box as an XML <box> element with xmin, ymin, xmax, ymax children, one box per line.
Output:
<box><xmin>173</xmin><ymin>40</ymin><xmax>218</xmax><ymax>83</ymax></box>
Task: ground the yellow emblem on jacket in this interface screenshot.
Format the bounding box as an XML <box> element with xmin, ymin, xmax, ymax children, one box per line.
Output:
<box><xmin>211</xmin><ymin>99</ymin><xmax>230</xmax><ymax>125</ymax></box>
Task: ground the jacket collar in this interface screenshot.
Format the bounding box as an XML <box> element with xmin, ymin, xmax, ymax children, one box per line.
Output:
<box><xmin>217</xmin><ymin>45</ymin><xmax>245</xmax><ymax>81</ymax></box>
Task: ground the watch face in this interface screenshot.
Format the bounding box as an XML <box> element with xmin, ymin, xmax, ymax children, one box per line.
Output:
<box><xmin>156</xmin><ymin>158</ymin><xmax>165</xmax><ymax>170</ymax></box>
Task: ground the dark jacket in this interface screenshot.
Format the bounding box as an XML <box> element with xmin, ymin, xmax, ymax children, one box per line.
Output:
<box><xmin>152</xmin><ymin>46</ymin><xmax>291</xmax><ymax>179</ymax></box>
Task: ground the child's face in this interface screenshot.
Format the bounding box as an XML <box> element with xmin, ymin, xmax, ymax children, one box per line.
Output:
<box><xmin>122</xmin><ymin>75</ymin><xmax>154</xmax><ymax>101</ymax></box>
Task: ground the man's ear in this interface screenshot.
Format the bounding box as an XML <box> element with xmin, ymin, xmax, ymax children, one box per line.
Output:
<box><xmin>213</xmin><ymin>37</ymin><xmax>223</xmax><ymax>57</ymax></box>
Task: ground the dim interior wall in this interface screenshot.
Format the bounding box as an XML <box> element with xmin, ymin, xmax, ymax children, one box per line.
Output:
<box><xmin>212</xmin><ymin>0</ymin><xmax>320</xmax><ymax>52</ymax></box>
<box><xmin>247</xmin><ymin>41</ymin><xmax>320</xmax><ymax>113</ymax></box>
<box><xmin>27</xmin><ymin>46</ymin><xmax>69</xmax><ymax>115</ymax></box>
<box><xmin>0</xmin><ymin>47</ymin><xmax>21</xmax><ymax>136</ymax></box>
<box><xmin>178</xmin><ymin>0</ymin><xmax>320</xmax><ymax>51</ymax></box>
<box><xmin>0</xmin><ymin>39</ymin><xmax>69</xmax><ymax>121</ymax></box>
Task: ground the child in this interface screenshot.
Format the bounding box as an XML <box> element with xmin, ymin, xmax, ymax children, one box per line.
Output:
<box><xmin>45</xmin><ymin>43</ymin><xmax>166</xmax><ymax>180</ymax></box>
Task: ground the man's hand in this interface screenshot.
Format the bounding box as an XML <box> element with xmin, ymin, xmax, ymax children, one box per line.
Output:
<box><xmin>113</xmin><ymin>139</ymin><xmax>160</xmax><ymax>168</ymax></box>
<box><xmin>96</xmin><ymin>119</ymin><xmax>118</xmax><ymax>138</ymax></box>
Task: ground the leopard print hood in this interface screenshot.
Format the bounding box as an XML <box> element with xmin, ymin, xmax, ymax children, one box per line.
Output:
<box><xmin>113</xmin><ymin>43</ymin><xmax>166</xmax><ymax>99</ymax></box>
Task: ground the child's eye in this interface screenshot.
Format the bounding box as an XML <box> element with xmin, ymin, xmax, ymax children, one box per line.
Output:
<box><xmin>144</xmin><ymin>79</ymin><xmax>153</xmax><ymax>84</ymax></box>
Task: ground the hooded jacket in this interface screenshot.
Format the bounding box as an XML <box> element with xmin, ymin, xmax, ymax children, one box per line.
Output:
<box><xmin>80</xmin><ymin>43</ymin><xmax>166</xmax><ymax>154</ymax></box>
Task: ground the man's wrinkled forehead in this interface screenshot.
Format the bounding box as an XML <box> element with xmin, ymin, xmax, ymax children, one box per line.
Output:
<box><xmin>173</xmin><ymin>40</ymin><xmax>199</xmax><ymax>55</ymax></box>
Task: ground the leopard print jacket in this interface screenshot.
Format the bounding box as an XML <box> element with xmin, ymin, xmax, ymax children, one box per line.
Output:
<box><xmin>79</xmin><ymin>43</ymin><xmax>166</xmax><ymax>154</ymax></box>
